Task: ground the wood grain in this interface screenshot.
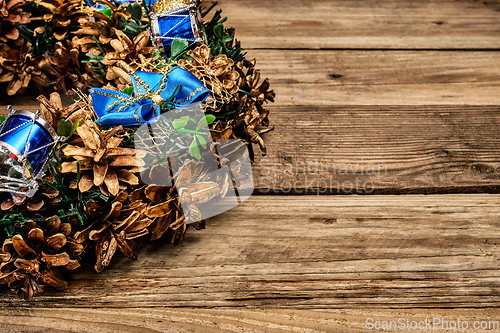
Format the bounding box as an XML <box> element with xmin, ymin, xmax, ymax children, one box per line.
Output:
<box><xmin>243</xmin><ymin>49</ymin><xmax>500</xmax><ymax>106</ymax></box>
<box><xmin>0</xmin><ymin>0</ymin><xmax>499</xmax><ymax>330</ymax></box>
<box><xmin>2</xmin><ymin>50</ymin><xmax>500</xmax><ymax>106</ymax></box>
<box><xmin>218</xmin><ymin>0</ymin><xmax>500</xmax><ymax>50</ymax></box>
<box><xmin>252</xmin><ymin>105</ymin><xmax>500</xmax><ymax>194</ymax></box>
<box><xmin>5</xmin><ymin>105</ymin><xmax>500</xmax><ymax>194</ymax></box>
<box><xmin>0</xmin><ymin>308</ymin><xmax>500</xmax><ymax>332</ymax></box>
<box><xmin>0</xmin><ymin>194</ymin><xmax>500</xmax><ymax>331</ymax></box>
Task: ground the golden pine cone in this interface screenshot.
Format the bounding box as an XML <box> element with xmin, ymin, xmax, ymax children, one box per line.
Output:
<box><xmin>60</xmin><ymin>121</ymin><xmax>146</xmax><ymax>196</ymax></box>
<box><xmin>72</xmin><ymin>191</ymin><xmax>153</xmax><ymax>272</ymax></box>
<box><xmin>177</xmin><ymin>44</ymin><xmax>240</xmax><ymax>105</ymax></box>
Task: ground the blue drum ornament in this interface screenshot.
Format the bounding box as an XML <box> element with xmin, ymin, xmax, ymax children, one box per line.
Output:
<box><xmin>150</xmin><ymin>0</ymin><xmax>206</xmax><ymax>58</ymax></box>
<box><xmin>111</xmin><ymin>0</ymin><xmax>138</xmax><ymax>4</ymax></box>
<box><xmin>0</xmin><ymin>107</ymin><xmax>62</xmax><ymax>198</ymax></box>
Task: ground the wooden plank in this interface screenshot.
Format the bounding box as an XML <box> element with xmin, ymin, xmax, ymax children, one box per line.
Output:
<box><xmin>243</xmin><ymin>49</ymin><xmax>500</xmax><ymax>106</ymax></box>
<box><xmin>2</xmin><ymin>50</ymin><xmax>500</xmax><ymax>106</ymax></box>
<box><xmin>0</xmin><ymin>307</ymin><xmax>500</xmax><ymax>332</ymax></box>
<box><xmin>5</xmin><ymin>105</ymin><xmax>500</xmax><ymax>194</ymax></box>
<box><xmin>252</xmin><ymin>105</ymin><xmax>500</xmax><ymax>194</ymax></box>
<box><xmin>0</xmin><ymin>96</ymin><xmax>60</xmax><ymax>114</ymax></box>
<box><xmin>0</xmin><ymin>194</ymin><xmax>499</xmax><ymax>310</ymax></box>
<box><xmin>218</xmin><ymin>0</ymin><xmax>500</xmax><ymax>49</ymax></box>
<box><xmin>1</xmin><ymin>195</ymin><xmax>500</xmax><ymax>331</ymax></box>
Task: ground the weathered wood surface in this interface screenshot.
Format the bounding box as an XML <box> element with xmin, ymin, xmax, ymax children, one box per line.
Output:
<box><xmin>1</xmin><ymin>194</ymin><xmax>500</xmax><ymax>332</ymax></box>
<box><xmin>219</xmin><ymin>0</ymin><xmax>500</xmax><ymax>50</ymax></box>
<box><xmin>247</xmin><ymin>50</ymin><xmax>500</xmax><ymax>106</ymax></box>
<box><xmin>0</xmin><ymin>0</ymin><xmax>499</xmax><ymax>331</ymax></box>
<box><xmin>1</xmin><ymin>308</ymin><xmax>500</xmax><ymax>332</ymax></box>
<box><xmin>6</xmin><ymin>102</ymin><xmax>500</xmax><ymax>194</ymax></box>
<box><xmin>252</xmin><ymin>105</ymin><xmax>500</xmax><ymax>194</ymax></box>
<box><xmin>3</xmin><ymin>50</ymin><xmax>498</xmax><ymax>108</ymax></box>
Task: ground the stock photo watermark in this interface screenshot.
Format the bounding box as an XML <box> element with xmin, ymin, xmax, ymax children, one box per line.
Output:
<box><xmin>366</xmin><ymin>317</ymin><xmax>499</xmax><ymax>331</ymax></box>
<box><xmin>257</xmin><ymin>158</ymin><xmax>388</xmax><ymax>194</ymax></box>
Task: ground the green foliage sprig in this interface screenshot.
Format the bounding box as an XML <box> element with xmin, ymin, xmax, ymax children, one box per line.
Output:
<box><xmin>202</xmin><ymin>3</ymin><xmax>246</xmax><ymax>63</ymax></box>
<box><xmin>120</xmin><ymin>3</ymin><xmax>149</xmax><ymax>38</ymax></box>
<box><xmin>18</xmin><ymin>25</ymin><xmax>58</xmax><ymax>57</ymax></box>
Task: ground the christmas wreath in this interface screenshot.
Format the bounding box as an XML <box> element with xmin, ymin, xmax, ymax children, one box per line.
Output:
<box><xmin>0</xmin><ymin>0</ymin><xmax>274</xmax><ymax>299</ymax></box>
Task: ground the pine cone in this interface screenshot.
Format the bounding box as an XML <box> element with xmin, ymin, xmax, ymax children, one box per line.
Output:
<box><xmin>227</xmin><ymin>59</ymin><xmax>275</xmax><ymax>156</ymax></box>
<box><xmin>8</xmin><ymin>0</ymin><xmax>89</xmax><ymax>94</ymax></box>
<box><xmin>177</xmin><ymin>44</ymin><xmax>240</xmax><ymax>105</ymax></box>
<box><xmin>177</xmin><ymin>51</ymin><xmax>274</xmax><ymax>156</ymax></box>
<box><xmin>0</xmin><ymin>218</ymin><xmax>82</xmax><ymax>299</ymax></box>
<box><xmin>30</xmin><ymin>0</ymin><xmax>85</xmax><ymax>41</ymax></box>
<box><xmin>60</xmin><ymin>120</ymin><xmax>146</xmax><ymax>196</ymax></box>
<box><xmin>37</xmin><ymin>91</ymin><xmax>86</xmax><ymax>129</ymax></box>
<box><xmin>72</xmin><ymin>2</ymin><xmax>153</xmax><ymax>91</ymax></box>
<box><xmin>230</xmin><ymin>94</ymin><xmax>273</xmax><ymax>157</ymax></box>
<box><xmin>26</xmin><ymin>40</ymin><xmax>88</xmax><ymax>95</ymax></box>
<box><xmin>73</xmin><ymin>191</ymin><xmax>153</xmax><ymax>272</ymax></box>
<box><xmin>95</xmin><ymin>30</ymin><xmax>155</xmax><ymax>91</ymax></box>
<box><xmin>145</xmin><ymin>157</ymin><xmax>234</xmax><ymax>246</ymax></box>
<box><xmin>0</xmin><ymin>0</ymin><xmax>30</xmax><ymax>42</ymax></box>
<box><xmin>142</xmin><ymin>185</ymin><xmax>183</xmax><ymax>243</ymax></box>
<box><xmin>0</xmin><ymin>41</ymin><xmax>31</xmax><ymax>95</ymax></box>
<box><xmin>1</xmin><ymin>196</ymin><xmax>47</xmax><ymax>212</ymax></box>
<box><xmin>237</xmin><ymin>59</ymin><xmax>275</xmax><ymax>106</ymax></box>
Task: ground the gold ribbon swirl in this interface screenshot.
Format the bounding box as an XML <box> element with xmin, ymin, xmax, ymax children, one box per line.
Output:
<box><xmin>148</xmin><ymin>93</ymin><xmax>165</xmax><ymax>106</ymax></box>
<box><xmin>153</xmin><ymin>0</ymin><xmax>193</xmax><ymax>14</ymax></box>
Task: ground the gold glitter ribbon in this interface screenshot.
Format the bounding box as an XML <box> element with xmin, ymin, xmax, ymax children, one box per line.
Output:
<box><xmin>153</xmin><ymin>0</ymin><xmax>193</xmax><ymax>14</ymax></box>
<box><xmin>149</xmin><ymin>93</ymin><xmax>165</xmax><ymax>106</ymax></box>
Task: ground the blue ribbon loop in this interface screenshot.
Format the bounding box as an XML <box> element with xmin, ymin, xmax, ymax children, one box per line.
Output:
<box><xmin>90</xmin><ymin>67</ymin><xmax>209</xmax><ymax>127</ymax></box>
<box><xmin>86</xmin><ymin>0</ymin><xmax>140</xmax><ymax>10</ymax></box>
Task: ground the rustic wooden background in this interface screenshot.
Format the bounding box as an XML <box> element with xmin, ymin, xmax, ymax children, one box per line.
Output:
<box><xmin>1</xmin><ymin>0</ymin><xmax>500</xmax><ymax>331</ymax></box>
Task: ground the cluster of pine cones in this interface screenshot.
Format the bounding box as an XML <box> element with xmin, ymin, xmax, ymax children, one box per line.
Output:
<box><xmin>0</xmin><ymin>93</ymin><xmax>223</xmax><ymax>298</ymax></box>
<box><xmin>0</xmin><ymin>0</ymin><xmax>150</xmax><ymax>95</ymax></box>
<box><xmin>0</xmin><ymin>0</ymin><xmax>275</xmax><ymax>299</ymax></box>
<box><xmin>0</xmin><ymin>0</ymin><xmax>275</xmax><ymax>154</ymax></box>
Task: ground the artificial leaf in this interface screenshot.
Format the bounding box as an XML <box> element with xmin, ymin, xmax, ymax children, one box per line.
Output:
<box><xmin>214</xmin><ymin>23</ymin><xmax>223</xmax><ymax>39</ymax></box>
<box><xmin>172</xmin><ymin>116</ymin><xmax>189</xmax><ymax>129</ymax></box>
<box><xmin>122</xmin><ymin>86</ymin><xmax>134</xmax><ymax>95</ymax></box>
<box><xmin>127</xmin><ymin>3</ymin><xmax>143</xmax><ymax>21</ymax></box>
<box><xmin>196</xmin><ymin>114</ymin><xmax>216</xmax><ymax>131</ymax></box>
<box><xmin>68</xmin><ymin>119</ymin><xmax>81</xmax><ymax>140</ymax></box>
<box><xmin>188</xmin><ymin>138</ymin><xmax>201</xmax><ymax>159</ymax></box>
<box><xmin>196</xmin><ymin>134</ymin><xmax>207</xmax><ymax>149</ymax></box>
<box><xmin>170</xmin><ymin>38</ymin><xmax>189</xmax><ymax>60</ymax></box>
<box><xmin>57</xmin><ymin>119</ymin><xmax>74</xmax><ymax>137</ymax></box>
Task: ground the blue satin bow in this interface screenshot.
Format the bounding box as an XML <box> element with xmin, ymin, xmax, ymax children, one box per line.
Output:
<box><xmin>87</xmin><ymin>0</ymin><xmax>138</xmax><ymax>10</ymax></box>
<box><xmin>89</xmin><ymin>67</ymin><xmax>209</xmax><ymax>127</ymax></box>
